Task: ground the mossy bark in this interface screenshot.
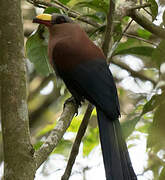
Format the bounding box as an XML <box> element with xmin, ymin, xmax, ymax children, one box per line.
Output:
<box><xmin>0</xmin><ymin>0</ymin><xmax>36</xmax><ymax>179</ymax></box>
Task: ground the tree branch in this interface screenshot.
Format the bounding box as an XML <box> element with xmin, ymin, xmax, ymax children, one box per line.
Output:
<box><xmin>129</xmin><ymin>3</ymin><xmax>151</xmax><ymax>11</ymax></box>
<box><xmin>27</xmin><ymin>0</ymin><xmax>100</xmax><ymax>27</ymax></box>
<box><xmin>28</xmin><ymin>0</ymin><xmax>165</xmax><ymax>40</ymax></box>
<box><xmin>110</xmin><ymin>58</ymin><xmax>157</xmax><ymax>86</ymax></box>
<box><xmin>0</xmin><ymin>0</ymin><xmax>36</xmax><ymax>178</ymax></box>
<box><xmin>51</xmin><ymin>0</ymin><xmax>81</xmax><ymax>16</ymax></box>
<box><xmin>127</xmin><ymin>10</ymin><xmax>165</xmax><ymax>39</ymax></box>
<box><xmin>102</xmin><ymin>0</ymin><xmax>116</xmax><ymax>57</ymax></box>
<box><xmin>108</xmin><ymin>19</ymin><xmax>134</xmax><ymax>60</ymax></box>
<box><xmin>61</xmin><ymin>103</ymin><xmax>94</xmax><ymax>180</ymax></box>
<box><xmin>123</xmin><ymin>33</ymin><xmax>157</xmax><ymax>46</ymax></box>
<box><xmin>34</xmin><ymin>100</ymin><xmax>76</xmax><ymax>169</ymax></box>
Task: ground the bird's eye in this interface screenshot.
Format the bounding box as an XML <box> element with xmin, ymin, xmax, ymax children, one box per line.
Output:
<box><xmin>56</xmin><ymin>16</ymin><xmax>66</xmax><ymax>24</ymax></box>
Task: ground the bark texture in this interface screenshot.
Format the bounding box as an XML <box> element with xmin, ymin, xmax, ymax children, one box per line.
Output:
<box><xmin>0</xmin><ymin>0</ymin><xmax>36</xmax><ymax>179</ymax></box>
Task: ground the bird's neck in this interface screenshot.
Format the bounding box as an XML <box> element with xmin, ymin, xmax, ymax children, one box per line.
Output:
<box><xmin>48</xmin><ymin>26</ymin><xmax>71</xmax><ymax>67</ymax></box>
<box><xmin>48</xmin><ymin>24</ymin><xmax>106</xmax><ymax>71</ymax></box>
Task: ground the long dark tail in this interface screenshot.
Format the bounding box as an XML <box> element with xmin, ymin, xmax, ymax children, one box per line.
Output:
<box><xmin>97</xmin><ymin>109</ymin><xmax>137</xmax><ymax>180</ymax></box>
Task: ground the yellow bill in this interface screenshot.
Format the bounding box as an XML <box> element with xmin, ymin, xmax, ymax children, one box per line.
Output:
<box><xmin>36</xmin><ymin>14</ymin><xmax>52</xmax><ymax>21</ymax></box>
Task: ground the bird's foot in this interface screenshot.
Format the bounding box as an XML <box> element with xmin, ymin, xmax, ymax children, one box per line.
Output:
<box><xmin>64</xmin><ymin>96</ymin><xmax>80</xmax><ymax>115</ymax></box>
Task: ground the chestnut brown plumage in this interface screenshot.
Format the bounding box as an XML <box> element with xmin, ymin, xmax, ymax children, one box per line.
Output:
<box><xmin>33</xmin><ymin>13</ymin><xmax>137</xmax><ymax>180</ymax></box>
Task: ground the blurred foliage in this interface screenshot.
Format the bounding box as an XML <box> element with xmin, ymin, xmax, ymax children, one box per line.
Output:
<box><xmin>83</xmin><ymin>125</ymin><xmax>99</xmax><ymax>156</ymax></box>
<box><xmin>113</xmin><ymin>38</ymin><xmax>154</xmax><ymax>56</ymax></box>
<box><xmin>74</xmin><ymin>0</ymin><xmax>109</xmax><ymax>14</ymax></box>
<box><xmin>148</xmin><ymin>0</ymin><xmax>158</xmax><ymax>21</ymax></box>
<box><xmin>26</xmin><ymin>26</ymin><xmax>53</xmax><ymax>76</ymax></box>
<box><xmin>22</xmin><ymin>0</ymin><xmax>165</xmax><ymax>179</ymax></box>
<box><xmin>152</xmin><ymin>40</ymin><xmax>165</xmax><ymax>67</ymax></box>
<box><xmin>137</xmin><ymin>28</ymin><xmax>152</xmax><ymax>39</ymax></box>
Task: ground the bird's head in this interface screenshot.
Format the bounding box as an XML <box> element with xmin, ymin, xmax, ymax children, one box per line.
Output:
<box><xmin>33</xmin><ymin>13</ymin><xmax>73</xmax><ymax>27</ymax></box>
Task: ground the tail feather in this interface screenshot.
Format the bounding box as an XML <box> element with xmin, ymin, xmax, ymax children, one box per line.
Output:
<box><xmin>97</xmin><ymin>109</ymin><xmax>137</xmax><ymax>180</ymax></box>
<box><xmin>114</xmin><ymin>119</ymin><xmax>137</xmax><ymax>179</ymax></box>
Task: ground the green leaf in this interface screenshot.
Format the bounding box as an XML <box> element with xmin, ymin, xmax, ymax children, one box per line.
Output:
<box><xmin>67</xmin><ymin>115</ymin><xmax>83</xmax><ymax>132</ymax></box>
<box><xmin>26</xmin><ymin>27</ymin><xmax>54</xmax><ymax>76</ymax></box>
<box><xmin>113</xmin><ymin>22</ymin><xmax>122</xmax><ymax>42</ymax></box>
<box><xmin>84</xmin><ymin>14</ymin><xmax>101</xmax><ymax>22</ymax></box>
<box><xmin>114</xmin><ymin>46</ymin><xmax>154</xmax><ymax>57</ymax></box>
<box><xmin>95</xmin><ymin>12</ymin><xmax>106</xmax><ymax>22</ymax></box>
<box><xmin>44</xmin><ymin>7</ymin><xmax>61</xmax><ymax>14</ymax></box>
<box><xmin>89</xmin><ymin>25</ymin><xmax>106</xmax><ymax>37</ymax></box>
<box><xmin>147</xmin><ymin>100</ymin><xmax>165</xmax><ymax>151</ymax></box>
<box><xmin>160</xmin><ymin>167</ymin><xmax>165</xmax><ymax>180</ymax></box>
<box><xmin>83</xmin><ymin>127</ymin><xmax>99</xmax><ymax>156</ymax></box>
<box><xmin>53</xmin><ymin>139</ymin><xmax>72</xmax><ymax>156</ymax></box>
<box><xmin>36</xmin><ymin>120</ymin><xmax>57</xmax><ymax>137</ymax></box>
<box><xmin>137</xmin><ymin>28</ymin><xmax>152</xmax><ymax>40</ymax></box>
<box><xmin>121</xmin><ymin>116</ymin><xmax>141</xmax><ymax>139</ymax></box>
<box><xmin>148</xmin><ymin>0</ymin><xmax>158</xmax><ymax>21</ymax></box>
<box><xmin>26</xmin><ymin>7</ymin><xmax>63</xmax><ymax>76</ymax></box>
<box><xmin>136</xmin><ymin>122</ymin><xmax>152</xmax><ymax>134</ymax></box>
<box><xmin>127</xmin><ymin>143</ymin><xmax>136</xmax><ymax>149</ymax></box>
<box><xmin>141</xmin><ymin>94</ymin><xmax>162</xmax><ymax>115</ymax></box>
<box><xmin>34</xmin><ymin>141</ymin><xmax>43</xmax><ymax>150</ymax></box>
<box><xmin>113</xmin><ymin>38</ymin><xmax>154</xmax><ymax>57</ymax></box>
<box><xmin>113</xmin><ymin>38</ymin><xmax>136</xmax><ymax>53</ymax></box>
<box><xmin>83</xmin><ymin>12</ymin><xmax>106</xmax><ymax>23</ymax></box>
<box><xmin>59</xmin><ymin>0</ymin><xmax>71</xmax><ymax>5</ymax></box>
<box><xmin>75</xmin><ymin>0</ymin><xmax>108</xmax><ymax>14</ymax></box>
<box><xmin>152</xmin><ymin>40</ymin><xmax>165</xmax><ymax>67</ymax></box>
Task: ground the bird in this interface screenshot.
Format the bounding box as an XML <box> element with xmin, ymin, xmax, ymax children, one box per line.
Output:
<box><xmin>33</xmin><ymin>13</ymin><xmax>137</xmax><ymax>180</ymax></box>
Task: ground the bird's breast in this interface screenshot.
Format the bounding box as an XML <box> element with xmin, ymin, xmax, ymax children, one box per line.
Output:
<box><xmin>50</xmin><ymin>37</ymin><xmax>105</xmax><ymax>71</ymax></box>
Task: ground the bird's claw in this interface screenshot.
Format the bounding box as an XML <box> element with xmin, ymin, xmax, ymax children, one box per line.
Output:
<box><xmin>64</xmin><ymin>96</ymin><xmax>80</xmax><ymax>115</ymax></box>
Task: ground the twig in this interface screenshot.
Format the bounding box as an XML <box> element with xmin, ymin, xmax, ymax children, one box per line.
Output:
<box><xmin>127</xmin><ymin>10</ymin><xmax>165</xmax><ymax>39</ymax></box>
<box><xmin>129</xmin><ymin>3</ymin><xmax>151</xmax><ymax>11</ymax></box>
<box><xmin>67</xmin><ymin>13</ymin><xmax>100</xmax><ymax>28</ymax></box>
<box><xmin>29</xmin><ymin>0</ymin><xmax>59</xmax><ymax>8</ymax></box>
<box><xmin>51</xmin><ymin>0</ymin><xmax>69</xmax><ymax>11</ymax></box>
<box><xmin>26</xmin><ymin>0</ymin><xmax>100</xmax><ymax>27</ymax></box>
<box><xmin>110</xmin><ymin>58</ymin><xmax>157</xmax><ymax>86</ymax></box>
<box><xmin>122</xmin><ymin>19</ymin><xmax>134</xmax><ymax>35</ymax></box>
<box><xmin>102</xmin><ymin>0</ymin><xmax>116</xmax><ymax>57</ymax></box>
<box><xmin>34</xmin><ymin>100</ymin><xmax>77</xmax><ymax>169</ymax></box>
<box><xmin>108</xmin><ymin>19</ymin><xmax>134</xmax><ymax>60</ymax></box>
<box><xmin>61</xmin><ymin>104</ymin><xmax>94</xmax><ymax>180</ymax></box>
<box><xmin>51</xmin><ymin>0</ymin><xmax>81</xmax><ymax>16</ymax></box>
<box><xmin>143</xmin><ymin>8</ymin><xmax>153</xmax><ymax>17</ymax></box>
<box><xmin>123</xmin><ymin>33</ymin><xmax>157</xmax><ymax>46</ymax></box>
